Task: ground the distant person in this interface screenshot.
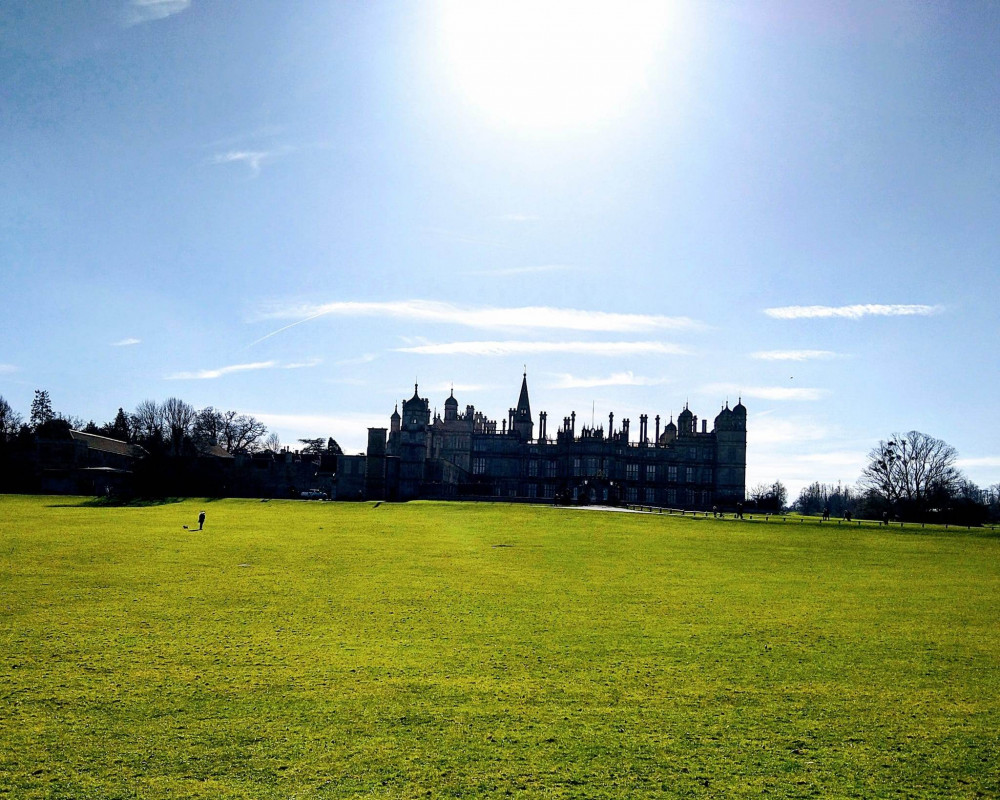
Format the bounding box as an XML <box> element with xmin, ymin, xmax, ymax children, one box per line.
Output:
<box><xmin>198</xmin><ymin>510</ymin><xmax>206</xmax><ymax>531</ymax></box>
<box><xmin>882</xmin><ymin>511</ymin><xmax>889</xmax><ymax>526</ymax></box>
<box><xmin>736</xmin><ymin>502</ymin><xmax>744</xmax><ymax>520</ymax></box>
<box><xmin>844</xmin><ymin>510</ymin><xmax>852</xmax><ymax>522</ymax></box>
<box><xmin>822</xmin><ymin>507</ymin><xmax>830</xmax><ymax>521</ymax></box>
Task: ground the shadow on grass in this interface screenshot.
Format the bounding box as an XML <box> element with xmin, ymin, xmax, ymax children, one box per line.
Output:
<box><xmin>46</xmin><ymin>496</ymin><xmax>188</xmax><ymax>508</ymax></box>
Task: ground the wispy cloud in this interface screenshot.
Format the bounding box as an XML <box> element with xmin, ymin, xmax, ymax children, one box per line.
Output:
<box><xmin>703</xmin><ymin>383</ymin><xmax>828</xmax><ymax>401</ymax></box>
<box><xmin>251</xmin><ymin>299</ymin><xmax>703</xmax><ymax>345</ymax></box>
<box><xmin>548</xmin><ymin>371</ymin><xmax>669</xmax><ymax>389</ymax></box>
<box><xmin>751</xmin><ymin>349</ymin><xmax>838</xmax><ymax>361</ymax></box>
<box><xmin>790</xmin><ymin>450</ymin><xmax>873</xmax><ymax>467</ymax></box>
<box><xmin>465</xmin><ymin>264</ymin><xmax>577</xmax><ymax>277</ymax></box>
<box><xmin>764</xmin><ymin>303</ymin><xmax>942</xmax><ymax>320</ymax></box>
<box><xmin>168</xmin><ymin>358</ymin><xmax>323</xmax><ymax>379</ymax></box>
<box><xmin>0</xmin><ymin>364</ymin><xmax>17</xmax><ymax>374</ymax></box>
<box><xmin>167</xmin><ymin>361</ymin><xmax>276</xmax><ymax>380</ymax></box>
<box><xmin>211</xmin><ymin>147</ymin><xmax>290</xmax><ymax>176</ymax></box>
<box><xmin>125</xmin><ymin>0</ymin><xmax>190</xmax><ymax>26</ymax></box>
<box><xmin>396</xmin><ymin>341</ymin><xmax>688</xmax><ymax>357</ymax></box>
<box><xmin>111</xmin><ymin>338</ymin><xmax>141</xmax><ymax>347</ymax></box>
<box><xmin>283</xmin><ymin>358</ymin><xmax>323</xmax><ymax>369</ymax></box>
<box><xmin>957</xmin><ymin>456</ymin><xmax>1000</xmax><ymax>469</ymax></box>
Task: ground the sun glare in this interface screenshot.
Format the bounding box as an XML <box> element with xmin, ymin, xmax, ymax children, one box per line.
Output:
<box><xmin>437</xmin><ymin>0</ymin><xmax>672</xmax><ymax>131</ymax></box>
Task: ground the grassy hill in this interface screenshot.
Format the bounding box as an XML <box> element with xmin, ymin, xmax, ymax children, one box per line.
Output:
<box><xmin>2</xmin><ymin>495</ymin><xmax>998</xmax><ymax>799</ymax></box>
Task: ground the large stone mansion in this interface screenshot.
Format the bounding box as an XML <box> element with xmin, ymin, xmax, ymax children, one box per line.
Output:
<box><xmin>358</xmin><ymin>374</ymin><xmax>746</xmax><ymax>507</ymax></box>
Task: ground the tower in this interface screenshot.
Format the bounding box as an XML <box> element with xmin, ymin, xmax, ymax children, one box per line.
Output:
<box><xmin>713</xmin><ymin>399</ymin><xmax>747</xmax><ymax>503</ymax></box>
<box><xmin>397</xmin><ymin>384</ymin><xmax>430</xmax><ymax>499</ymax></box>
<box><xmin>511</xmin><ymin>371</ymin><xmax>534</xmax><ymax>441</ymax></box>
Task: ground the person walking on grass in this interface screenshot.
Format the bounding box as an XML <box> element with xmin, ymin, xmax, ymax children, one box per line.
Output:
<box><xmin>198</xmin><ymin>510</ymin><xmax>206</xmax><ymax>531</ymax></box>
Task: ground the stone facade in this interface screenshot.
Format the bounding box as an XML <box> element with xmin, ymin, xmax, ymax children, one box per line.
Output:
<box><xmin>365</xmin><ymin>374</ymin><xmax>747</xmax><ymax>508</ymax></box>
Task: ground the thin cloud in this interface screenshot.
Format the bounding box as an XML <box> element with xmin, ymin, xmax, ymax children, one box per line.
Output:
<box><xmin>957</xmin><ymin>456</ymin><xmax>1000</xmax><ymax>469</ymax></box>
<box><xmin>548</xmin><ymin>371</ymin><xmax>669</xmax><ymax>389</ymax></box>
<box><xmin>167</xmin><ymin>361</ymin><xmax>276</xmax><ymax>380</ymax></box>
<box><xmin>703</xmin><ymin>383</ymin><xmax>828</xmax><ymax>401</ymax></box>
<box><xmin>283</xmin><ymin>358</ymin><xmax>323</xmax><ymax>369</ymax></box>
<box><xmin>764</xmin><ymin>304</ymin><xmax>942</xmax><ymax>320</ymax></box>
<box><xmin>396</xmin><ymin>341</ymin><xmax>688</xmax><ymax>357</ymax></box>
<box><xmin>335</xmin><ymin>353</ymin><xmax>378</xmax><ymax>366</ymax></box>
<box><xmin>792</xmin><ymin>450</ymin><xmax>872</xmax><ymax>467</ymax></box>
<box><xmin>751</xmin><ymin>349</ymin><xmax>838</xmax><ymax>361</ymax></box>
<box><xmin>125</xmin><ymin>0</ymin><xmax>190</xmax><ymax>26</ymax></box>
<box><xmin>211</xmin><ymin>147</ymin><xmax>291</xmax><ymax>176</ymax></box>
<box><xmin>0</xmin><ymin>364</ymin><xmax>17</xmax><ymax>374</ymax></box>
<box><xmin>465</xmin><ymin>264</ymin><xmax>577</xmax><ymax>277</ymax></box>
<box><xmin>167</xmin><ymin>358</ymin><xmax>322</xmax><ymax>379</ymax></box>
<box><xmin>111</xmin><ymin>338</ymin><xmax>142</xmax><ymax>347</ymax></box>
<box><xmin>251</xmin><ymin>299</ymin><xmax>703</xmax><ymax>345</ymax></box>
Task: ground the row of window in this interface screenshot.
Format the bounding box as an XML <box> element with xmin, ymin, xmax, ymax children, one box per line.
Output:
<box><xmin>472</xmin><ymin>457</ymin><xmax>713</xmax><ymax>483</ymax></box>
<box><xmin>506</xmin><ymin>485</ymin><xmax>713</xmax><ymax>506</ymax></box>
<box><xmin>568</xmin><ymin>459</ymin><xmax>711</xmax><ymax>483</ymax></box>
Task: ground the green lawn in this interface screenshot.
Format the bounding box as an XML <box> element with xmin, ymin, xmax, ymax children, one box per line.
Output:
<box><xmin>1</xmin><ymin>496</ymin><xmax>998</xmax><ymax>799</ymax></box>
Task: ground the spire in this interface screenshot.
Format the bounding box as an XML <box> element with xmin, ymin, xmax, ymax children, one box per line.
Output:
<box><xmin>516</xmin><ymin>371</ymin><xmax>531</xmax><ymax>419</ymax></box>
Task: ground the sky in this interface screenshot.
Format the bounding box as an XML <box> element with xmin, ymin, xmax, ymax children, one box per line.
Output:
<box><xmin>2</xmin><ymin>0</ymin><xmax>998</xmax><ymax>499</ymax></box>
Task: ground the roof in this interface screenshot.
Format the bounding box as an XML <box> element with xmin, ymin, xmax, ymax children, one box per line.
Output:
<box><xmin>69</xmin><ymin>430</ymin><xmax>146</xmax><ymax>458</ymax></box>
<box><xmin>201</xmin><ymin>443</ymin><xmax>236</xmax><ymax>459</ymax></box>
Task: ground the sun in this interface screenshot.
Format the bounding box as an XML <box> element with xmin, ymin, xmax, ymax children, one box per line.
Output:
<box><xmin>436</xmin><ymin>0</ymin><xmax>672</xmax><ymax>131</ymax></box>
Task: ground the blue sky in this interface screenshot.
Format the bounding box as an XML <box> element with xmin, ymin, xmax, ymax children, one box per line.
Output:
<box><xmin>2</xmin><ymin>0</ymin><xmax>998</xmax><ymax>498</ymax></box>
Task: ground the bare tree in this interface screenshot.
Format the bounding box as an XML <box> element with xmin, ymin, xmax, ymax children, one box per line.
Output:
<box><xmin>748</xmin><ymin>480</ymin><xmax>786</xmax><ymax>512</ymax></box>
<box><xmin>162</xmin><ymin>397</ymin><xmax>196</xmax><ymax>453</ymax></box>
<box><xmin>192</xmin><ymin>407</ymin><xmax>223</xmax><ymax>450</ymax></box>
<box><xmin>860</xmin><ymin>431</ymin><xmax>961</xmax><ymax>514</ymax></box>
<box><xmin>219</xmin><ymin>411</ymin><xmax>268</xmax><ymax>454</ymax></box>
<box><xmin>264</xmin><ymin>431</ymin><xmax>282</xmax><ymax>453</ymax></box>
<box><xmin>0</xmin><ymin>396</ymin><xmax>23</xmax><ymax>441</ymax></box>
<box><xmin>132</xmin><ymin>399</ymin><xmax>164</xmax><ymax>442</ymax></box>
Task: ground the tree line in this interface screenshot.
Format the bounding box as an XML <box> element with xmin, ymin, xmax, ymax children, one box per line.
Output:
<box><xmin>0</xmin><ymin>389</ymin><xmax>342</xmax><ymax>457</ymax></box>
<box><xmin>0</xmin><ymin>390</ymin><xmax>274</xmax><ymax>456</ymax></box>
<box><xmin>784</xmin><ymin>430</ymin><xmax>999</xmax><ymax>526</ymax></box>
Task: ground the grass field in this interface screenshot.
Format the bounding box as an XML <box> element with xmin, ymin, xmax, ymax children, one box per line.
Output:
<box><xmin>1</xmin><ymin>495</ymin><xmax>998</xmax><ymax>799</ymax></box>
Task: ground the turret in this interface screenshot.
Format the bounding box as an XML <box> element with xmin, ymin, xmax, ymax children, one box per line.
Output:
<box><xmin>677</xmin><ymin>405</ymin><xmax>694</xmax><ymax>436</ymax></box>
<box><xmin>731</xmin><ymin>397</ymin><xmax>747</xmax><ymax>431</ymax></box>
<box><xmin>713</xmin><ymin>402</ymin><xmax>733</xmax><ymax>432</ymax></box>
<box><xmin>390</xmin><ymin>404</ymin><xmax>400</xmax><ymax>434</ymax></box>
<box><xmin>401</xmin><ymin>384</ymin><xmax>430</xmax><ymax>430</ymax></box>
<box><xmin>661</xmin><ymin>416</ymin><xmax>676</xmax><ymax>445</ymax></box>
<box><xmin>444</xmin><ymin>388</ymin><xmax>458</xmax><ymax>422</ymax></box>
